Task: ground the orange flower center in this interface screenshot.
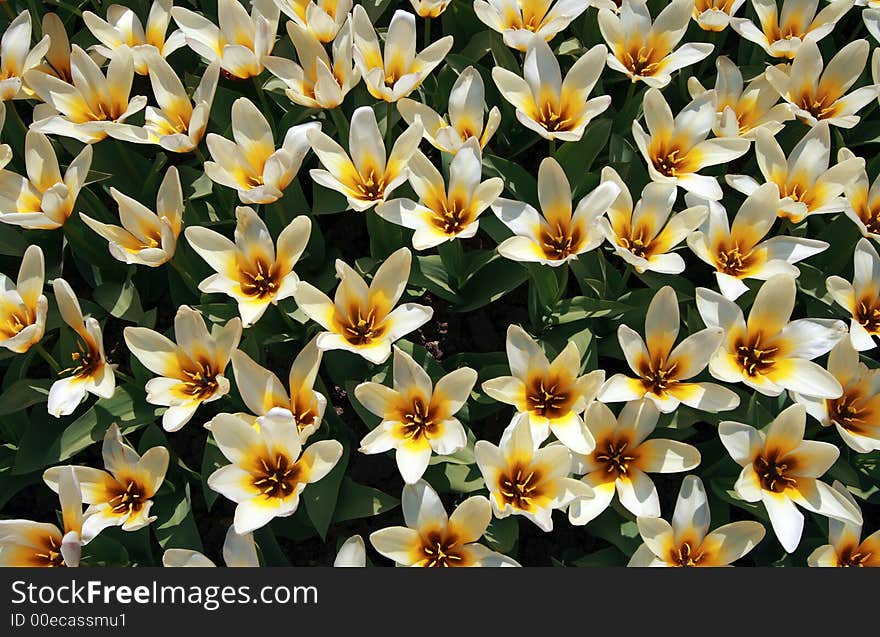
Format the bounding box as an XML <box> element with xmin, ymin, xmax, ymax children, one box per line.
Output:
<box><xmin>856</xmin><ymin>297</ymin><xmax>880</xmax><ymax>334</ymax></box>
<box><xmin>734</xmin><ymin>333</ymin><xmax>779</xmax><ymax>377</ymax></box>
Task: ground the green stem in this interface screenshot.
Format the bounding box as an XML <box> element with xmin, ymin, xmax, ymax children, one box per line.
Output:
<box><xmin>330</xmin><ymin>106</ymin><xmax>350</xmax><ymax>145</ymax></box>
<box><xmin>33</xmin><ymin>343</ymin><xmax>61</xmax><ymax>374</ymax></box>
<box><xmin>192</xmin><ymin>146</ymin><xmax>206</xmax><ymax>165</ymax></box>
<box><xmin>115</xmin><ymin>139</ymin><xmax>138</xmax><ymax>182</ymax></box>
<box><xmin>620</xmin><ymin>263</ymin><xmax>633</xmax><ymax>289</ymax></box>
<box><xmin>252</xmin><ymin>76</ymin><xmax>274</xmax><ymax>136</ymax></box>
<box><xmin>623</xmin><ymin>81</ymin><xmax>637</xmax><ymax>109</ymax></box>
<box><xmin>423</xmin><ymin>17</ymin><xmax>431</xmax><ymax>50</ymax></box>
<box><xmin>548</xmin><ymin>138</ymin><xmax>556</xmax><ymax>157</ymax></box>
<box><xmin>384</xmin><ymin>100</ymin><xmax>394</xmax><ymax>150</ymax></box>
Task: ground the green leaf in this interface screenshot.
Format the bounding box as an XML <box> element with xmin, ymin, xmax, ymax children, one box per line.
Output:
<box><xmin>94</xmin><ymin>276</ymin><xmax>144</xmax><ymax>322</ymax></box>
<box><xmin>331</xmin><ymin>478</ymin><xmax>399</xmax><ymax>523</ymax></box>
<box><xmin>304</xmin><ymin>442</ymin><xmax>349</xmax><ymax>539</ymax></box>
<box><xmin>0</xmin><ymin>378</ymin><xmax>51</xmax><ymax>416</ymax></box>
<box><xmin>153</xmin><ymin>482</ymin><xmax>204</xmax><ymax>552</ymax></box>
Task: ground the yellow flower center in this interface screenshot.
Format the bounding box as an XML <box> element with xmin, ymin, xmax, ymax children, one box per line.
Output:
<box><xmin>715</xmin><ymin>241</ymin><xmax>757</xmax><ymax>277</ymax></box>
<box><xmin>796</xmin><ymin>89</ymin><xmax>841</xmax><ymax>122</ymax></box>
<box><xmin>622</xmin><ymin>44</ymin><xmax>663</xmax><ymax>78</ymax></box>
<box><xmin>639</xmin><ymin>358</ymin><xmax>679</xmax><ymax>396</ymax></box>
<box><xmin>419</xmin><ymin>530</ymin><xmax>465</xmax><ymax>567</ymax></box>
<box><xmin>33</xmin><ymin>534</ymin><xmax>66</xmax><ymax>567</ymax></box>
<box><xmin>431</xmin><ymin>197</ymin><xmax>472</xmax><ymax>236</ymax></box>
<box><xmin>617</xmin><ymin>225</ymin><xmax>654</xmax><ymax>259</ymax></box>
<box><xmin>838</xmin><ymin>544</ymin><xmax>873</xmax><ymax>567</ymax></box>
<box><xmin>181</xmin><ymin>361</ymin><xmax>220</xmax><ymax>399</ymax></box>
<box><xmin>60</xmin><ymin>338</ymin><xmax>101</xmax><ymax>381</ymax></box>
<box><xmin>498</xmin><ymin>463</ymin><xmax>544</xmax><ymax>511</ymax></box>
<box><xmin>539</xmin><ymin>222</ymin><xmax>581</xmax><ymax>260</ymax></box>
<box><xmin>340</xmin><ymin>304</ymin><xmax>386</xmax><ymax>346</ymax></box>
<box><xmin>754</xmin><ymin>452</ymin><xmax>798</xmax><ymax>493</ymax></box>
<box><xmin>855</xmin><ymin>200</ymin><xmax>880</xmax><ymax>235</ymax></box>
<box><xmin>399</xmin><ymin>396</ymin><xmax>440</xmax><ymax>441</ymax></box>
<box><xmin>670</xmin><ymin>541</ymin><xmax>707</xmax><ymax>567</ymax></box>
<box><xmin>252</xmin><ymin>453</ymin><xmax>301</xmax><ymax>499</ymax></box>
<box><xmin>535</xmin><ymin>100</ymin><xmax>573</xmax><ymax>133</ymax></box>
<box><xmin>525</xmin><ymin>374</ymin><xmax>572</xmax><ymax>419</ymax></box>
<box><xmin>108</xmin><ymin>479</ymin><xmax>147</xmax><ymax>516</ymax></box>
<box><xmin>855</xmin><ymin>297</ymin><xmax>880</xmax><ymax>335</ymax></box>
<box><xmin>734</xmin><ymin>333</ymin><xmax>779</xmax><ymax>377</ymax></box>
<box><xmin>354</xmin><ymin>168</ymin><xmax>386</xmax><ymax>202</ymax></box>
<box><xmin>1</xmin><ymin>309</ymin><xmax>30</xmax><ymax>338</ymax></box>
<box><xmin>828</xmin><ymin>389</ymin><xmax>870</xmax><ymax>433</ymax></box>
<box><xmin>240</xmin><ymin>258</ymin><xmax>279</xmax><ymax>299</ymax></box>
<box><xmin>595</xmin><ymin>439</ymin><xmax>637</xmax><ymax>478</ymax></box>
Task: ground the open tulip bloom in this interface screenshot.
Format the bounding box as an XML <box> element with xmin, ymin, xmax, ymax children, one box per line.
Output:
<box><xmin>598</xmin><ymin>168</ymin><xmax>707</xmax><ymax>274</ymax></box>
<box><xmin>0</xmin><ymin>466</ymin><xmax>84</xmax><ymax>567</ymax></box>
<box><xmin>48</xmin><ymin>279</ymin><xmax>117</xmax><ymax>418</ymax></box>
<box><xmin>482</xmin><ymin>324</ymin><xmax>605</xmax><ymax>454</ymax></box>
<box><xmin>808</xmin><ymin>480</ymin><xmax>880</xmax><ymax>567</ymax></box>
<box><xmin>791</xmin><ymin>339</ymin><xmax>880</xmax><ymax>453</ymax></box>
<box><xmin>568</xmin><ymin>400</ymin><xmax>701</xmax><ymax>525</ymax></box>
<box><xmin>82</xmin><ymin>0</ymin><xmax>185</xmax><ymax>75</ymax></box>
<box><xmin>686</xmin><ymin>183</ymin><xmax>829</xmax><ymax>300</ymax></box>
<box><xmin>629</xmin><ymin>475</ymin><xmax>766</xmax><ymax>567</ymax></box>
<box><xmin>356</xmin><ymin>346</ymin><xmax>477</xmax><ymax>484</ymax></box>
<box><xmin>293</xmin><ymin>247</ymin><xmax>433</xmax><ymax>364</ymax></box>
<box><xmin>599</xmin><ymin>286</ymin><xmax>740</xmax><ymax>414</ymax></box>
<box><xmin>164</xmin><ymin>525</ymin><xmax>259</xmax><ymax>567</ymax></box>
<box><xmin>273</xmin><ymin>0</ymin><xmax>352</xmax><ymax>43</ymax></box>
<box><xmin>719</xmin><ymin>404</ymin><xmax>862</xmax><ymax>553</ymax></box>
<box><xmin>0</xmin><ymin>11</ymin><xmax>50</xmax><ymax>101</ymax></box>
<box><xmin>204</xmin><ymin>98</ymin><xmax>318</xmax><ymax>205</ymax></box>
<box><xmin>473</xmin><ymin>0</ymin><xmax>592</xmax><ymax>51</ymax></box>
<box><xmin>726</xmin><ymin>122</ymin><xmax>865</xmax><ymax>223</ymax></box>
<box><xmin>186</xmin><ymin>207</ymin><xmax>311</xmax><ymax>327</ymax></box>
<box><xmin>492</xmin><ymin>38</ymin><xmax>610</xmax><ymax>142</ymax></box>
<box><xmin>692</xmin><ymin>0</ymin><xmax>747</xmax><ymax>32</ymax></box>
<box><xmin>376</xmin><ymin>140</ymin><xmax>504</xmax><ymax>250</ymax></box>
<box><xmin>25</xmin><ymin>45</ymin><xmax>147</xmax><ymax>144</ymax></box>
<box><xmin>230</xmin><ymin>338</ymin><xmax>327</xmax><ymax>441</ymax></box>
<box><xmin>475</xmin><ymin>413</ymin><xmax>594</xmax><ymax>531</ymax></box>
<box><xmin>171</xmin><ymin>0</ymin><xmax>280</xmax><ymax>79</ymax></box>
<box><xmin>119</xmin><ymin>52</ymin><xmax>220</xmax><ymax>153</ymax></box>
<box><xmin>686</xmin><ymin>56</ymin><xmax>794</xmax><ymax>139</ymax></box>
<box><xmin>0</xmin><ymin>244</ymin><xmax>47</xmax><ymax>354</ymax></box>
<box><xmin>43</xmin><ymin>424</ymin><xmax>169</xmax><ymax>543</ymax></box>
<box><xmin>207</xmin><ymin>411</ymin><xmax>343</xmax><ymax>534</ymax></box>
<box><xmin>352</xmin><ymin>6</ymin><xmax>453</xmax><ymax>102</ymax></box>
<box><xmin>370</xmin><ymin>480</ymin><xmax>520</xmax><ymax>567</ymax></box>
<box><xmin>827</xmin><ymin>238</ymin><xmax>880</xmax><ymax>351</ymax></box>
<box><xmin>81</xmin><ymin>166</ymin><xmax>183</xmax><ymax>267</ymax></box>
<box><xmin>123</xmin><ymin>305</ymin><xmax>242</xmax><ymax>431</ymax></box>
<box><xmin>765</xmin><ymin>39</ymin><xmax>878</xmax><ymax>129</ymax></box>
<box><xmin>730</xmin><ymin>0</ymin><xmax>854</xmax><ymax>59</ymax></box>
<box><xmin>263</xmin><ymin>19</ymin><xmax>359</xmax><ymax>110</ymax></box>
<box><xmin>599</xmin><ymin>0</ymin><xmax>713</xmax><ymax>88</ymax></box>
<box><xmin>493</xmin><ymin>157</ymin><xmax>620</xmax><ymax>266</ymax></box>
<box><xmin>0</xmin><ymin>130</ymin><xmax>92</xmax><ymax>230</ymax></box>
<box><xmin>633</xmin><ymin>88</ymin><xmax>750</xmax><ymax>200</ymax></box>
<box><xmin>697</xmin><ymin>274</ymin><xmax>847</xmax><ymax>398</ymax></box>
<box><xmin>397</xmin><ymin>66</ymin><xmax>500</xmax><ymax>154</ymax></box>
<box><xmin>307</xmin><ymin>105</ymin><xmax>422</xmax><ymax>211</ymax></box>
